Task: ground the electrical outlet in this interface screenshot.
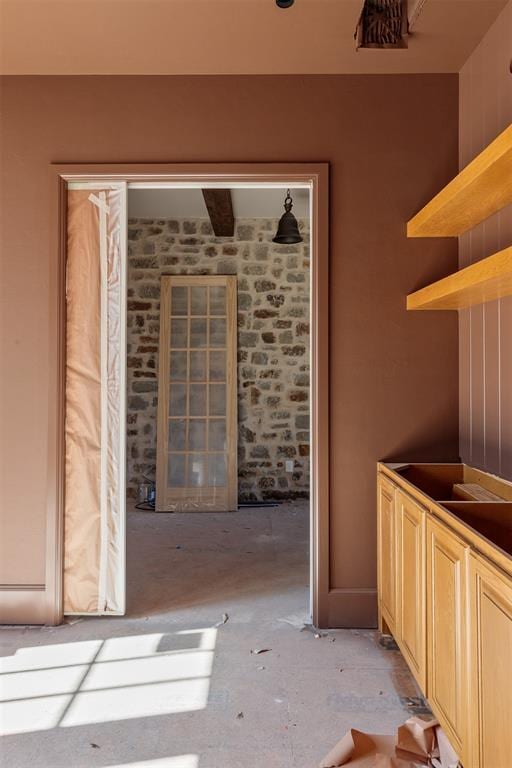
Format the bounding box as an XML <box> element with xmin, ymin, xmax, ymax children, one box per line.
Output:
<box><xmin>285</xmin><ymin>460</ymin><xmax>294</xmax><ymax>473</ymax></box>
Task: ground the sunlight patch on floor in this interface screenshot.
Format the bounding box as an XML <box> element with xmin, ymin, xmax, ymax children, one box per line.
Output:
<box><xmin>105</xmin><ymin>756</ymin><xmax>199</xmax><ymax>768</ymax></box>
<box><xmin>0</xmin><ymin>628</ymin><xmax>216</xmax><ymax>736</ymax></box>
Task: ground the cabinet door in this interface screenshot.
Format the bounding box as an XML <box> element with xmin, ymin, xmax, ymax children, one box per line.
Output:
<box><xmin>377</xmin><ymin>475</ymin><xmax>397</xmax><ymax>633</ymax></box>
<box><xmin>396</xmin><ymin>490</ymin><xmax>426</xmax><ymax>690</ymax></box>
<box><xmin>426</xmin><ymin>517</ymin><xmax>468</xmax><ymax>759</ymax></box>
<box><xmin>469</xmin><ymin>553</ymin><xmax>512</xmax><ymax>768</ymax></box>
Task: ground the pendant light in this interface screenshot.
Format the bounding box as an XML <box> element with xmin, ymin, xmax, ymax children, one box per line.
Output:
<box><xmin>272</xmin><ymin>189</ymin><xmax>303</xmax><ymax>244</ymax></box>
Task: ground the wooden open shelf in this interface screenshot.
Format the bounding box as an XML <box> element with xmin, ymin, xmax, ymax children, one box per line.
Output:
<box><xmin>407</xmin><ymin>246</ymin><xmax>512</xmax><ymax>310</ymax></box>
<box><xmin>407</xmin><ymin>124</ymin><xmax>512</xmax><ymax>238</ymax></box>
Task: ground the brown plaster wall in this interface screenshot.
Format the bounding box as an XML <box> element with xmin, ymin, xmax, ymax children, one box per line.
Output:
<box><xmin>0</xmin><ymin>76</ymin><xmax>459</xmax><ymax>623</ymax></box>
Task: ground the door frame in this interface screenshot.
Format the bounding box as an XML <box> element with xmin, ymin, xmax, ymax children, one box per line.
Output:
<box><xmin>47</xmin><ymin>162</ymin><xmax>330</xmax><ymax>626</ymax></box>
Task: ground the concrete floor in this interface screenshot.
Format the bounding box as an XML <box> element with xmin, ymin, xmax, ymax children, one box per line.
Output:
<box><xmin>1</xmin><ymin>501</ymin><xmax>423</xmax><ymax>768</ymax></box>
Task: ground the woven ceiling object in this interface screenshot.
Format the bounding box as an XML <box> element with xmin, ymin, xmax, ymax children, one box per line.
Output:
<box><xmin>355</xmin><ymin>0</ymin><xmax>409</xmax><ymax>49</ymax></box>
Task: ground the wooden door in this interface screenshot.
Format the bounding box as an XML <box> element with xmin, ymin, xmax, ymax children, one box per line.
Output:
<box><xmin>426</xmin><ymin>516</ymin><xmax>468</xmax><ymax>759</ymax></box>
<box><xmin>377</xmin><ymin>474</ymin><xmax>397</xmax><ymax>634</ymax></box>
<box><xmin>469</xmin><ymin>552</ymin><xmax>512</xmax><ymax>768</ymax></box>
<box><xmin>396</xmin><ymin>489</ymin><xmax>426</xmax><ymax>690</ymax></box>
<box><xmin>156</xmin><ymin>276</ymin><xmax>237</xmax><ymax>512</ymax></box>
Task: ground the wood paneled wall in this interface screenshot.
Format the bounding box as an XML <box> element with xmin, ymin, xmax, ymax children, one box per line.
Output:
<box><xmin>459</xmin><ymin>0</ymin><xmax>512</xmax><ymax>479</ymax></box>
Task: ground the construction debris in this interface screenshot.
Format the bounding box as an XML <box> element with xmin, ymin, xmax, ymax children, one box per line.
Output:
<box><xmin>355</xmin><ymin>0</ymin><xmax>409</xmax><ymax>50</ymax></box>
<box><xmin>319</xmin><ymin>716</ymin><xmax>460</xmax><ymax>768</ymax></box>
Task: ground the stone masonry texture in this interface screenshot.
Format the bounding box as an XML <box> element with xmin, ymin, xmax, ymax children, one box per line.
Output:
<box><xmin>127</xmin><ymin>217</ymin><xmax>310</xmax><ymax>503</ymax></box>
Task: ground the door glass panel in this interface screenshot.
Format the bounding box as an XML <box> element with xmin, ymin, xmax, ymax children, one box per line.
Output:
<box><xmin>157</xmin><ymin>277</ymin><xmax>235</xmax><ymax>511</ymax></box>
<box><xmin>209</xmin><ymin>420</ymin><xmax>226</xmax><ymax>451</ymax></box>
<box><xmin>168</xmin><ymin>419</ymin><xmax>186</xmax><ymax>451</ymax></box>
<box><xmin>210</xmin><ymin>318</ymin><xmax>226</xmax><ymax>347</ymax></box>
<box><xmin>189</xmin><ymin>383</ymin><xmax>207</xmax><ymax>416</ymax></box>
<box><xmin>188</xmin><ymin>454</ymin><xmax>207</xmax><ymax>487</ymax></box>
<box><xmin>191</xmin><ymin>286</ymin><xmax>207</xmax><ymax>315</ymax></box>
<box><xmin>171</xmin><ymin>319</ymin><xmax>188</xmax><ymax>348</ymax></box>
<box><xmin>170</xmin><ymin>351</ymin><xmax>187</xmax><ymax>380</ymax></box>
<box><xmin>188</xmin><ymin>420</ymin><xmax>206</xmax><ymax>451</ymax></box>
<box><xmin>209</xmin><ymin>384</ymin><xmax>226</xmax><ymax>416</ymax></box>
<box><xmin>190</xmin><ymin>351</ymin><xmax>206</xmax><ymax>381</ymax></box>
<box><xmin>190</xmin><ymin>318</ymin><xmax>207</xmax><ymax>348</ymax></box>
<box><xmin>209</xmin><ymin>350</ymin><xmax>226</xmax><ymax>381</ymax></box>
<box><xmin>209</xmin><ymin>286</ymin><xmax>226</xmax><ymax>315</ymax></box>
<box><xmin>209</xmin><ymin>454</ymin><xmax>227</xmax><ymax>487</ymax></box>
<box><xmin>171</xmin><ymin>286</ymin><xmax>188</xmax><ymax>316</ymax></box>
<box><xmin>168</xmin><ymin>454</ymin><xmax>186</xmax><ymax>487</ymax></box>
<box><xmin>169</xmin><ymin>383</ymin><xmax>187</xmax><ymax>416</ymax></box>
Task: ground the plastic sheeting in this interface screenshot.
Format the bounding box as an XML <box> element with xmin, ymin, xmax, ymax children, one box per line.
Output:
<box><xmin>64</xmin><ymin>185</ymin><xmax>126</xmax><ymax>614</ymax></box>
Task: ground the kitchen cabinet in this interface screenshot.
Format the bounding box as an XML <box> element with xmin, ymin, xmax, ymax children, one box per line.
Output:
<box><xmin>377</xmin><ymin>462</ymin><xmax>512</xmax><ymax>767</ymax></box>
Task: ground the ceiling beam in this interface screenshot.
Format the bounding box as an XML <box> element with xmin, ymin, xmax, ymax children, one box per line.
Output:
<box><xmin>202</xmin><ymin>189</ymin><xmax>235</xmax><ymax>237</ymax></box>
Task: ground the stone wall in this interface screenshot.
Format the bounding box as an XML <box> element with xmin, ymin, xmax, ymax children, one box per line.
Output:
<box><xmin>127</xmin><ymin>217</ymin><xmax>310</xmax><ymax>503</ymax></box>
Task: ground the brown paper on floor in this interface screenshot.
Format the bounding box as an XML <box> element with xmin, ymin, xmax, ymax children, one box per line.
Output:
<box><xmin>319</xmin><ymin>716</ymin><xmax>460</xmax><ymax>768</ymax></box>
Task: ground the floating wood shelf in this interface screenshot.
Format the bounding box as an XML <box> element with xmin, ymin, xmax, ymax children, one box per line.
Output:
<box><xmin>407</xmin><ymin>124</ymin><xmax>512</xmax><ymax>238</ymax></box>
<box><xmin>407</xmin><ymin>246</ymin><xmax>512</xmax><ymax>310</ymax></box>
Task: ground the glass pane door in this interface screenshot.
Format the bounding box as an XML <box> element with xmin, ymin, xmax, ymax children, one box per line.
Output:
<box><xmin>156</xmin><ymin>277</ymin><xmax>237</xmax><ymax>511</ymax></box>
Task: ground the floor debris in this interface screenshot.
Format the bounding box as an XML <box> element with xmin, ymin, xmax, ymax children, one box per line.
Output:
<box><xmin>250</xmin><ymin>648</ymin><xmax>271</xmax><ymax>655</ymax></box>
<box><xmin>277</xmin><ymin>614</ymin><xmax>307</xmax><ymax>629</ymax></box>
<box><xmin>215</xmin><ymin>613</ymin><xmax>229</xmax><ymax>627</ymax></box>
<box><xmin>319</xmin><ymin>716</ymin><xmax>459</xmax><ymax>768</ymax></box>
<box><xmin>379</xmin><ymin>634</ymin><xmax>399</xmax><ymax>651</ymax></box>
<box><xmin>236</xmin><ymin>712</ymin><xmax>244</xmax><ymax>720</ymax></box>
<box><xmin>399</xmin><ymin>696</ymin><xmax>432</xmax><ymax>716</ymax></box>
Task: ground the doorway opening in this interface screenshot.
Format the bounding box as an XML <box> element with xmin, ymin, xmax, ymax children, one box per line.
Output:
<box><xmin>124</xmin><ymin>184</ymin><xmax>312</xmax><ymax>620</ymax></box>
<box><xmin>49</xmin><ymin>164</ymin><xmax>329</xmax><ymax>628</ymax></box>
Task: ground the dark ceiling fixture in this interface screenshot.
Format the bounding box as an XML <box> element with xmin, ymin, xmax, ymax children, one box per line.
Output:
<box><xmin>276</xmin><ymin>0</ymin><xmax>295</xmax><ymax>7</ymax></box>
<box><xmin>355</xmin><ymin>0</ymin><xmax>408</xmax><ymax>49</ymax></box>
<box><xmin>273</xmin><ymin>190</ymin><xmax>303</xmax><ymax>244</ymax></box>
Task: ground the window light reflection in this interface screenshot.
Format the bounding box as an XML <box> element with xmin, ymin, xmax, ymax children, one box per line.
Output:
<box><xmin>0</xmin><ymin>628</ymin><xmax>216</xmax><ymax>736</ymax></box>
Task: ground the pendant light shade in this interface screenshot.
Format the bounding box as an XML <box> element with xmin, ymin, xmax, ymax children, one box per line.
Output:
<box><xmin>272</xmin><ymin>190</ymin><xmax>303</xmax><ymax>244</ymax></box>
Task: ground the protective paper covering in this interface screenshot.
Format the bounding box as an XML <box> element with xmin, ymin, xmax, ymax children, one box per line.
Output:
<box><xmin>64</xmin><ymin>186</ymin><xmax>126</xmax><ymax>614</ymax></box>
<box><xmin>319</xmin><ymin>716</ymin><xmax>459</xmax><ymax>768</ymax></box>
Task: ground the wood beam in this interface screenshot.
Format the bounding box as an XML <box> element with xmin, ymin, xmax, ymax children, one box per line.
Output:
<box><xmin>202</xmin><ymin>189</ymin><xmax>234</xmax><ymax>237</ymax></box>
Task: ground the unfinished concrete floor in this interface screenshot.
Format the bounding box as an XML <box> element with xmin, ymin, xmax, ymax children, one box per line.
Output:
<box><xmin>1</xmin><ymin>501</ymin><xmax>423</xmax><ymax>768</ymax></box>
